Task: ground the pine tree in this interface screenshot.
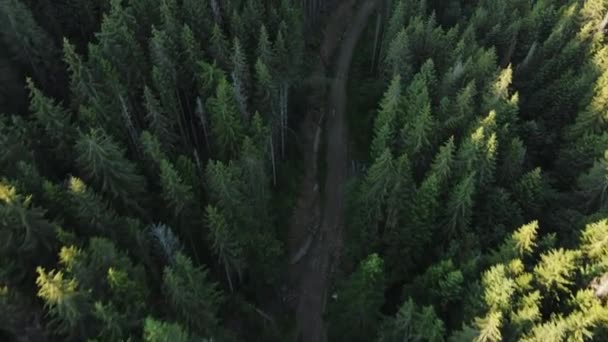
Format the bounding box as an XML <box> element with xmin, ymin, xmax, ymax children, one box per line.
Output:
<box><xmin>205</xmin><ymin>205</ymin><xmax>244</xmax><ymax>291</ymax></box>
<box><xmin>361</xmin><ymin>149</ymin><xmax>396</xmax><ymax>226</ymax></box>
<box><xmin>0</xmin><ymin>0</ymin><xmax>60</xmax><ymax>88</ymax></box>
<box><xmin>429</xmin><ymin>136</ymin><xmax>456</xmax><ymax>186</ymax></box>
<box><xmin>181</xmin><ymin>24</ymin><xmax>205</xmax><ymax>88</ymax></box>
<box><xmin>446</xmin><ymin>172</ymin><xmax>476</xmax><ymax>236</ymax></box>
<box><xmin>143</xmin><ymin>317</ymin><xmax>192</xmax><ymax>342</ymax></box>
<box><xmin>377</xmin><ymin>298</ymin><xmax>445</xmax><ymax>342</ymax></box>
<box><xmin>66</xmin><ymin>176</ymin><xmax>119</xmax><ymax>237</ymax></box>
<box><xmin>26</xmin><ymin>78</ymin><xmax>74</xmax><ymax>156</ymax></box>
<box><xmin>231</xmin><ymin>37</ymin><xmax>250</xmax><ymax>120</ymax></box>
<box><xmin>257</xmin><ymin>25</ymin><xmax>274</xmax><ymax>67</ymax></box>
<box><xmin>512</xmin><ymin>221</ymin><xmax>539</xmax><ymax>256</ymax></box>
<box><xmin>162</xmin><ymin>253</ymin><xmax>223</xmax><ymax>334</ymax></box>
<box><xmin>474</xmin><ymin>311</ymin><xmax>503</xmax><ymax>342</ymax></box>
<box><xmin>96</xmin><ymin>0</ymin><xmax>145</xmax><ymax>89</ymax></box>
<box><xmin>207</xmin><ymin>77</ymin><xmax>244</xmax><ymax>159</ymax></box>
<box><xmin>328</xmin><ymin>254</ymin><xmax>386</xmax><ymax>342</ymax></box>
<box><xmin>150</xmin><ymin>26</ymin><xmax>188</xmax><ymax>148</ymax></box>
<box><xmin>159</xmin><ymin>159</ymin><xmax>194</xmax><ymax>217</ymax></box>
<box><xmin>384</xmin><ymin>28</ymin><xmax>412</xmax><ymax>80</ymax></box>
<box><xmin>400</xmin><ymin>61</ymin><xmax>436</xmax><ymax>158</ymax></box>
<box><xmin>210</xmin><ymin>24</ymin><xmax>230</xmax><ymax>67</ymax></box>
<box><xmin>580</xmin><ymin>219</ymin><xmax>608</xmax><ymax>262</ymax></box>
<box><xmin>514</xmin><ymin>167</ymin><xmax>544</xmax><ymax>217</ymax></box>
<box><xmin>578</xmin><ymin>150</ymin><xmax>608</xmax><ymax>210</ymax></box>
<box><xmin>1</xmin><ymin>181</ymin><xmax>56</xmax><ymax>284</ymax></box>
<box><xmin>143</xmin><ymin>86</ymin><xmax>177</xmax><ymax>152</ymax></box>
<box><xmin>534</xmin><ymin>248</ymin><xmax>580</xmax><ymax>293</ymax></box>
<box><xmin>36</xmin><ymin>267</ymin><xmax>88</xmax><ymax>337</ymax></box>
<box><xmin>371</xmin><ymin>75</ymin><xmax>402</xmax><ymax>160</ymax></box>
<box><xmin>254</xmin><ymin>58</ymin><xmax>274</xmax><ymax>117</ymax></box>
<box><xmin>75</xmin><ymin>129</ymin><xmax>146</xmax><ymax>209</ymax></box>
<box><xmin>381</xmin><ymin>0</ymin><xmax>406</xmax><ymax>64</ymax></box>
<box><xmin>182</xmin><ymin>0</ymin><xmax>212</xmax><ymax>41</ymax></box>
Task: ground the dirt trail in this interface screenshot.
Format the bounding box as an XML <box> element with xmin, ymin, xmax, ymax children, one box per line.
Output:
<box><xmin>291</xmin><ymin>1</ymin><xmax>382</xmax><ymax>341</ymax></box>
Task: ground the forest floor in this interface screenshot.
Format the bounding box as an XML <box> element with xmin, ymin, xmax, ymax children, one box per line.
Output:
<box><xmin>288</xmin><ymin>0</ymin><xmax>382</xmax><ymax>341</ymax></box>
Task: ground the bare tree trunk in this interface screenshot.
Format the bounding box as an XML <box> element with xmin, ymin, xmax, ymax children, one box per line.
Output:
<box><xmin>195</xmin><ymin>97</ymin><xmax>210</xmax><ymax>151</ymax></box>
<box><xmin>225</xmin><ymin>263</ymin><xmax>234</xmax><ymax>292</ymax></box>
<box><xmin>174</xmin><ymin>89</ymin><xmax>189</xmax><ymax>149</ymax></box>
<box><xmin>280</xmin><ymin>81</ymin><xmax>289</xmax><ymax>158</ymax></box>
<box><xmin>119</xmin><ymin>95</ymin><xmax>141</xmax><ymax>158</ymax></box>
<box><xmin>270</xmin><ymin>135</ymin><xmax>277</xmax><ymax>186</ymax></box>
<box><xmin>371</xmin><ymin>11</ymin><xmax>382</xmax><ymax>72</ymax></box>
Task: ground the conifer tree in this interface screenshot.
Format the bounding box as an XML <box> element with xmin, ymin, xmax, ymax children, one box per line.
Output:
<box><xmin>207</xmin><ymin>77</ymin><xmax>244</xmax><ymax>159</ymax></box>
<box><xmin>26</xmin><ymin>78</ymin><xmax>74</xmax><ymax>157</ymax></box>
<box><xmin>143</xmin><ymin>317</ymin><xmax>191</xmax><ymax>342</ymax></box>
<box><xmin>159</xmin><ymin>159</ymin><xmax>194</xmax><ymax>217</ymax></box>
<box><xmin>150</xmin><ymin>26</ymin><xmax>188</xmax><ymax>148</ymax></box>
<box><xmin>65</xmin><ymin>177</ymin><xmax>119</xmax><ymax>237</ymax></box>
<box><xmin>96</xmin><ymin>0</ymin><xmax>145</xmax><ymax>89</ymax></box>
<box><xmin>446</xmin><ymin>172</ymin><xmax>476</xmax><ymax>236</ymax></box>
<box><xmin>210</xmin><ymin>24</ymin><xmax>230</xmax><ymax>67</ymax></box>
<box><xmin>182</xmin><ymin>0</ymin><xmax>211</xmax><ymax>41</ymax></box>
<box><xmin>143</xmin><ymin>86</ymin><xmax>177</xmax><ymax>152</ymax></box>
<box><xmin>181</xmin><ymin>24</ymin><xmax>205</xmax><ymax>88</ymax></box>
<box><xmin>75</xmin><ymin>129</ymin><xmax>146</xmax><ymax>209</ymax></box>
<box><xmin>1</xmin><ymin>181</ymin><xmax>56</xmax><ymax>285</ymax></box>
<box><xmin>384</xmin><ymin>29</ymin><xmax>412</xmax><ymax>80</ymax></box>
<box><xmin>328</xmin><ymin>254</ymin><xmax>386</xmax><ymax>342</ymax></box>
<box><xmin>0</xmin><ymin>0</ymin><xmax>60</xmax><ymax>88</ymax></box>
<box><xmin>400</xmin><ymin>61</ymin><xmax>436</xmax><ymax>159</ymax></box>
<box><xmin>257</xmin><ymin>25</ymin><xmax>274</xmax><ymax>67</ymax></box>
<box><xmin>231</xmin><ymin>38</ymin><xmax>250</xmax><ymax>120</ymax></box>
<box><xmin>377</xmin><ymin>298</ymin><xmax>445</xmax><ymax>342</ymax></box>
<box><xmin>205</xmin><ymin>205</ymin><xmax>244</xmax><ymax>291</ymax></box>
<box><xmin>162</xmin><ymin>253</ymin><xmax>223</xmax><ymax>334</ymax></box>
<box><xmin>381</xmin><ymin>0</ymin><xmax>406</xmax><ymax>63</ymax></box>
<box><xmin>36</xmin><ymin>267</ymin><xmax>88</xmax><ymax>337</ymax></box>
<box><xmin>371</xmin><ymin>75</ymin><xmax>402</xmax><ymax>160</ymax></box>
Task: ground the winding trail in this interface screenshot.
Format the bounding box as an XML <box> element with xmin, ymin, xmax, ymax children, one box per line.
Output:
<box><xmin>292</xmin><ymin>1</ymin><xmax>382</xmax><ymax>341</ymax></box>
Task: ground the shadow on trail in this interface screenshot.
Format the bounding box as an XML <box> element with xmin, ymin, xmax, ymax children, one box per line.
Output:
<box><xmin>294</xmin><ymin>0</ymin><xmax>383</xmax><ymax>341</ymax></box>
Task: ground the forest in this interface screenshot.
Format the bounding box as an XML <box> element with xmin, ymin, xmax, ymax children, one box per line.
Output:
<box><xmin>3</xmin><ymin>0</ymin><xmax>608</xmax><ymax>341</ymax></box>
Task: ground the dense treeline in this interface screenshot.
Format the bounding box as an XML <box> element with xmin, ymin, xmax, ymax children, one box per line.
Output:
<box><xmin>3</xmin><ymin>0</ymin><xmax>608</xmax><ymax>341</ymax></box>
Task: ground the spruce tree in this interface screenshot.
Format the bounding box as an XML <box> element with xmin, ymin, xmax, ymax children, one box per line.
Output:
<box><xmin>75</xmin><ymin>129</ymin><xmax>146</xmax><ymax>209</ymax></box>
<box><xmin>162</xmin><ymin>253</ymin><xmax>223</xmax><ymax>334</ymax></box>
<box><xmin>207</xmin><ymin>77</ymin><xmax>244</xmax><ymax>159</ymax></box>
<box><xmin>327</xmin><ymin>254</ymin><xmax>386</xmax><ymax>342</ymax></box>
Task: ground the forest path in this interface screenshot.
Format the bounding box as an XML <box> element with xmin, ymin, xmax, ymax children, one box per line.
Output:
<box><xmin>291</xmin><ymin>0</ymin><xmax>382</xmax><ymax>341</ymax></box>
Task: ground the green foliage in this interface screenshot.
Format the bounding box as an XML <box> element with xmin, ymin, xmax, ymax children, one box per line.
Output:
<box><xmin>26</xmin><ymin>78</ymin><xmax>73</xmax><ymax>156</ymax></box>
<box><xmin>143</xmin><ymin>86</ymin><xmax>177</xmax><ymax>152</ymax></box>
<box><xmin>36</xmin><ymin>266</ymin><xmax>88</xmax><ymax>336</ymax></box>
<box><xmin>534</xmin><ymin>248</ymin><xmax>580</xmax><ymax>293</ymax></box>
<box><xmin>207</xmin><ymin>77</ymin><xmax>244</xmax><ymax>159</ymax></box>
<box><xmin>0</xmin><ymin>0</ymin><xmax>60</xmax><ymax>87</ymax></box>
<box><xmin>328</xmin><ymin>254</ymin><xmax>386</xmax><ymax>342</ymax></box>
<box><xmin>5</xmin><ymin>1</ymin><xmax>608</xmax><ymax>340</ymax></box>
<box><xmin>0</xmin><ymin>181</ymin><xmax>56</xmax><ymax>284</ymax></box>
<box><xmin>377</xmin><ymin>298</ymin><xmax>445</xmax><ymax>342</ymax></box>
<box><xmin>159</xmin><ymin>159</ymin><xmax>194</xmax><ymax>217</ymax></box>
<box><xmin>511</xmin><ymin>220</ymin><xmax>538</xmax><ymax>256</ymax></box>
<box><xmin>371</xmin><ymin>75</ymin><xmax>402</xmax><ymax>159</ymax></box>
<box><xmin>143</xmin><ymin>317</ymin><xmax>191</xmax><ymax>342</ymax></box>
<box><xmin>75</xmin><ymin>128</ymin><xmax>146</xmax><ymax>209</ymax></box>
<box><xmin>446</xmin><ymin>172</ymin><xmax>476</xmax><ymax>236</ymax></box>
<box><xmin>163</xmin><ymin>253</ymin><xmax>223</xmax><ymax>334</ymax></box>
